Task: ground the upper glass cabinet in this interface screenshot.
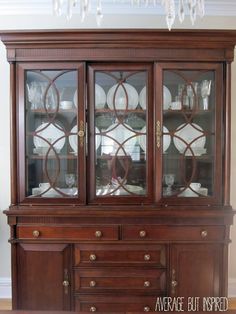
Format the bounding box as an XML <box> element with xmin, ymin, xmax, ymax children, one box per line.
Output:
<box><xmin>158</xmin><ymin>63</ymin><xmax>223</xmax><ymax>204</ymax></box>
<box><xmin>88</xmin><ymin>64</ymin><xmax>153</xmax><ymax>203</ymax></box>
<box><xmin>18</xmin><ymin>63</ymin><xmax>86</xmax><ymax>203</ymax></box>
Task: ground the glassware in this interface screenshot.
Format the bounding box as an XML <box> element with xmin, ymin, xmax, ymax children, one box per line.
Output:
<box><xmin>65</xmin><ymin>173</ymin><xmax>76</xmax><ymax>195</ymax></box>
<box><xmin>200</xmin><ymin>80</ymin><xmax>212</xmax><ymax>110</ymax></box>
<box><xmin>164</xmin><ymin>173</ymin><xmax>175</xmax><ymax>196</ymax></box>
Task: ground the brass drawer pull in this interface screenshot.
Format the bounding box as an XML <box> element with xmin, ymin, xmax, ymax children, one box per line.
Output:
<box><xmin>90</xmin><ymin>280</ymin><xmax>96</xmax><ymax>287</ymax></box>
<box><xmin>144</xmin><ymin>306</ymin><xmax>151</xmax><ymax>312</ymax></box>
<box><xmin>139</xmin><ymin>230</ymin><xmax>147</xmax><ymax>238</ymax></box>
<box><xmin>89</xmin><ymin>254</ymin><xmax>97</xmax><ymax>261</ymax></box>
<box><xmin>90</xmin><ymin>306</ymin><xmax>97</xmax><ymax>312</ymax></box>
<box><xmin>201</xmin><ymin>230</ymin><xmax>208</xmax><ymax>238</ymax></box>
<box><xmin>32</xmin><ymin>230</ymin><xmax>40</xmax><ymax>238</ymax></box>
<box><xmin>144</xmin><ymin>254</ymin><xmax>151</xmax><ymax>261</ymax></box>
<box><xmin>144</xmin><ymin>280</ymin><xmax>151</xmax><ymax>287</ymax></box>
<box><xmin>95</xmin><ymin>230</ymin><xmax>102</xmax><ymax>238</ymax></box>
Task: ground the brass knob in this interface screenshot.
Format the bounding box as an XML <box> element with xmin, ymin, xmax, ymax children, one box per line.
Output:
<box><xmin>171</xmin><ymin>280</ymin><xmax>178</xmax><ymax>288</ymax></box>
<box><xmin>95</xmin><ymin>230</ymin><xmax>102</xmax><ymax>238</ymax></box>
<box><xmin>90</xmin><ymin>280</ymin><xmax>96</xmax><ymax>287</ymax></box>
<box><xmin>144</xmin><ymin>281</ymin><xmax>151</xmax><ymax>287</ymax></box>
<box><xmin>78</xmin><ymin>130</ymin><xmax>85</xmax><ymax>137</ymax></box>
<box><xmin>144</xmin><ymin>306</ymin><xmax>150</xmax><ymax>312</ymax></box>
<box><xmin>89</xmin><ymin>254</ymin><xmax>97</xmax><ymax>261</ymax></box>
<box><xmin>90</xmin><ymin>306</ymin><xmax>97</xmax><ymax>312</ymax></box>
<box><xmin>144</xmin><ymin>254</ymin><xmax>151</xmax><ymax>261</ymax></box>
<box><xmin>139</xmin><ymin>230</ymin><xmax>147</xmax><ymax>238</ymax></box>
<box><xmin>62</xmin><ymin>280</ymin><xmax>69</xmax><ymax>287</ymax></box>
<box><xmin>32</xmin><ymin>230</ymin><xmax>40</xmax><ymax>238</ymax></box>
<box><xmin>201</xmin><ymin>230</ymin><xmax>208</xmax><ymax>238</ymax></box>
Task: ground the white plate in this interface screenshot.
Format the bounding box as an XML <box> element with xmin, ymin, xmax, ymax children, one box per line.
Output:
<box><xmin>69</xmin><ymin>126</ymin><xmax>101</xmax><ymax>153</ymax></box>
<box><xmin>173</xmin><ymin>123</ymin><xmax>206</xmax><ymax>154</ymax></box>
<box><xmin>138</xmin><ymin>125</ymin><xmax>171</xmax><ymax>153</ymax></box>
<box><xmin>95</xmin><ymin>84</ymin><xmax>106</xmax><ymax>109</ymax></box>
<box><xmin>139</xmin><ymin>86</ymin><xmax>146</xmax><ymax>109</ymax></box>
<box><xmin>139</xmin><ymin>86</ymin><xmax>172</xmax><ymax>110</ymax></box>
<box><xmin>96</xmin><ymin>184</ymin><xmax>143</xmax><ymax>196</ymax></box>
<box><xmin>107</xmin><ymin>83</ymin><xmax>139</xmax><ymax>110</ymax></box>
<box><xmin>163</xmin><ymin>85</ymin><xmax>172</xmax><ymax>110</ymax></box>
<box><xmin>101</xmin><ymin>122</ymin><xmax>137</xmax><ymax>156</ymax></box>
<box><xmin>73</xmin><ymin>89</ymin><xmax>78</xmax><ymax>107</ymax></box>
<box><xmin>33</xmin><ymin>122</ymin><xmax>65</xmax><ymax>151</ymax></box>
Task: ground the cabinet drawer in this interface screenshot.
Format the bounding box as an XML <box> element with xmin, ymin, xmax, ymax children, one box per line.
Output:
<box><xmin>75</xmin><ymin>268</ymin><xmax>166</xmax><ymax>292</ymax></box>
<box><xmin>17</xmin><ymin>226</ymin><xmax>119</xmax><ymax>240</ymax></box>
<box><xmin>75</xmin><ymin>295</ymin><xmax>157</xmax><ymax>312</ymax></box>
<box><xmin>75</xmin><ymin>244</ymin><xmax>166</xmax><ymax>267</ymax></box>
<box><xmin>122</xmin><ymin>225</ymin><xmax>225</xmax><ymax>241</ymax></box>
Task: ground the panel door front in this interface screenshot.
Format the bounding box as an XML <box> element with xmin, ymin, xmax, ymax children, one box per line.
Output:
<box><xmin>88</xmin><ymin>63</ymin><xmax>154</xmax><ymax>204</ymax></box>
<box><xmin>17</xmin><ymin>63</ymin><xmax>86</xmax><ymax>204</ymax></box>
<box><xmin>16</xmin><ymin>243</ymin><xmax>71</xmax><ymax>310</ymax></box>
<box><xmin>170</xmin><ymin>244</ymin><xmax>222</xmax><ymax>299</ymax></box>
<box><xmin>156</xmin><ymin>63</ymin><xmax>223</xmax><ymax>205</ymax></box>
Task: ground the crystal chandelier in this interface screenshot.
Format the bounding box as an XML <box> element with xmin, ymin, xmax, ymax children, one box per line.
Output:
<box><xmin>53</xmin><ymin>0</ymin><xmax>205</xmax><ymax>30</ymax></box>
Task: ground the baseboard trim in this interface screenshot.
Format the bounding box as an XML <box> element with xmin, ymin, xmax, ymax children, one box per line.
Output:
<box><xmin>0</xmin><ymin>278</ymin><xmax>11</xmax><ymax>299</ymax></box>
<box><xmin>1</xmin><ymin>276</ymin><xmax>236</xmax><ymax>298</ymax></box>
<box><xmin>229</xmin><ymin>278</ymin><xmax>236</xmax><ymax>297</ymax></box>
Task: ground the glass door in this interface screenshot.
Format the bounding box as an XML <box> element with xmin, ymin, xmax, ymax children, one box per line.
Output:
<box><xmin>18</xmin><ymin>63</ymin><xmax>86</xmax><ymax>203</ymax></box>
<box><xmin>156</xmin><ymin>63</ymin><xmax>223</xmax><ymax>205</ymax></box>
<box><xmin>88</xmin><ymin>64</ymin><xmax>153</xmax><ymax>204</ymax></box>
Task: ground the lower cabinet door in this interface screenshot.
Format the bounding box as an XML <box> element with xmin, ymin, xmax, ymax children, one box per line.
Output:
<box><xmin>75</xmin><ymin>295</ymin><xmax>157</xmax><ymax>312</ymax></box>
<box><xmin>16</xmin><ymin>243</ymin><xmax>71</xmax><ymax>310</ymax></box>
<box><xmin>170</xmin><ymin>244</ymin><xmax>223</xmax><ymax>298</ymax></box>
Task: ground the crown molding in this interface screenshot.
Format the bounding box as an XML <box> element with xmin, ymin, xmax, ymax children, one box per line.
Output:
<box><xmin>0</xmin><ymin>0</ymin><xmax>235</xmax><ymax>16</ymax></box>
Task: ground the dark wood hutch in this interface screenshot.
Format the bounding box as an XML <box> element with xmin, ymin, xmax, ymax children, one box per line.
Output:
<box><xmin>1</xmin><ymin>29</ymin><xmax>236</xmax><ymax>312</ymax></box>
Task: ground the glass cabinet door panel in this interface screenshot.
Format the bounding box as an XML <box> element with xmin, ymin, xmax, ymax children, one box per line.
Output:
<box><xmin>25</xmin><ymin>70</ymin><xmax>79</xmax><ymax>198</ymax></box>
<box><xmin>93</xmin><ymin>70</ymin><xmax>149</xmax><ymax>198</ymax></box>
<box><xmin>162</xmin><ymin>70</ymin><xmax>216</xmax><ymax>198</ymax></box>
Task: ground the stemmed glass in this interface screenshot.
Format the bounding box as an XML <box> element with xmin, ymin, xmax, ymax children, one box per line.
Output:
<box><xmin>65</xmin><ymin>173</ymin><xmax>76</xmax><ymax>195</ymax></box>
<box><xmin>201</xmin><ymin>80</ymin><xmax>212</xmax><ymax>110</ymax></box>
<box><xmin>164</xmin><ymin>174</ymin><xmax>175</xmax><ymax>196</ymax></box>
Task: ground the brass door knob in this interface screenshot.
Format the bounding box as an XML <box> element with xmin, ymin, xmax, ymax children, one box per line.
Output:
<box><xmin>32</xmin><ymin>230</ymin><xmax>40</xmax><ymax>238</ymax></box>
<box><xmin>144</xmin><ymin>281</ymin><xmax>151</xmax><ymax>287</ymax></box>
<box><xmin>90</xmin><ymin>280</ymin><xmax>96</xmax><ymax>287</ymax></box>
<box><xmin>171</xmin><ymin>280</ymin><xmax>178</xmax><ymax>288</ymax></box>
<box><xmin>89</xmin><ymin>254</ymin><xmax>97</xmax><ymax>261</ymax></box>
<box><xmin>144</xmin><ymin>306</ymin><xmax>151</xmax><ymax>312</ymax></box>
<box><xmin>90</xmin><ymin>306</ymin><xmax>97</xmax><ymax>312</ymax></box>
<box><xmin>139</xmin><ymin>230</ymin><xmax>147</xmax><ymax>238</ymax></box>
<box><xmin>62</xmin><ymin>280</ymin><xmax>69</xmax><ymax>287</ymax></box>
<box><xmin>201</xmin><ymin>230</ymin><xmax>208</xmax><ymax>238</ymax></box>
<box><xmin>95</xmin><ymin>230</ymin><xmax>102</xmax><ymax>238</ymax></box>
<box><xmin>144</xmin><ymin>254</ymin><xmax>151</xmax><ymax>261</ymax></box>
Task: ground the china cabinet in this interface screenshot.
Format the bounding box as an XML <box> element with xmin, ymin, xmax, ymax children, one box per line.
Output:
<box><xmin>1</xmin><ymin>30</ymin><xmax>236</xmax><ymax>312</ymax></box>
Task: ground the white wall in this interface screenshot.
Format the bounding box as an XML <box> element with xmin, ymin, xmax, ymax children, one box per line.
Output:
<box><xmin>0</xmin><ymin>13</ymin><xmax>236</xmax><ymax>297</ymax></box>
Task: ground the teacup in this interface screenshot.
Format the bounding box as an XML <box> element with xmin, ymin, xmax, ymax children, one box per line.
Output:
<box><xmin>60</xmin><ymin>100</ymin><xmax>73</xmax><ymax>110</ymax></box>
<box><xmin>39</xmin><ymin>182</ymin><xmax>50</xmax><ymax>191</ymax></box>
<box><xmin>190</xmin><ymin>182</ymin><xmax>201</xmax><ymax>191</ymax></box>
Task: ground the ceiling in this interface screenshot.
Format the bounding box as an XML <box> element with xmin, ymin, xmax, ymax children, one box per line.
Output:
<box><xmin>0</xmin><ymin>0</ymin><xmax>235</xmax><ymax>16</ymax></box>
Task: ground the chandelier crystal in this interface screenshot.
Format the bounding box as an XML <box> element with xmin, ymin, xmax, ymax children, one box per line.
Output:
<box><xmin>53</xmin><ymin>0</ymin><xmax>205</xmax><ymax>30</ymax></box>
